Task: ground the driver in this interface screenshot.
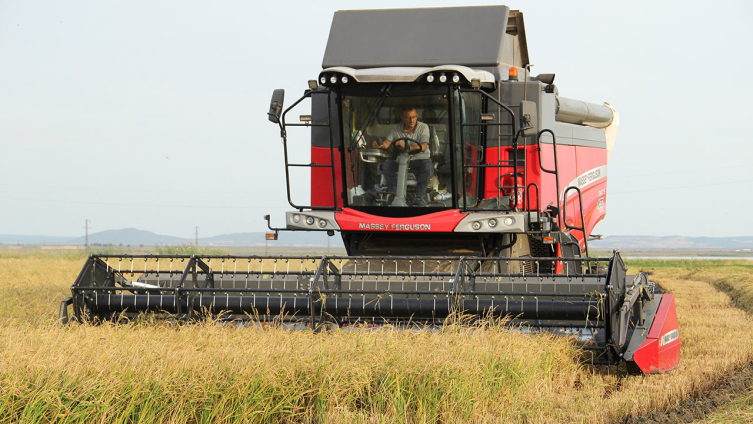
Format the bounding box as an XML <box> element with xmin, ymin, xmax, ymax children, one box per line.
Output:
<box><xmin>372</xmin><ymin>107</ymin><xmax>433</xmax><ymax>207</ymax></box>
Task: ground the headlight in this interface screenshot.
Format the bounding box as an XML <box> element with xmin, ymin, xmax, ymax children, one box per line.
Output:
<box><xmin>306</xmin><ymin>216</ymin><xmax>315</xmax><ymax>225</ymax></box>
<box><xmin>341</xmin><ymin>76</ymin><xmax>348</xmax><ymax>84</ymax></box>
<box><xmin>488</xmin><ymin>218</ymin><xmax>498</xmax><ymax>228</ymax></box>
<box><xmin>292</xmin><ymin>214</ymin><xmax>301</xmax><ymax>223</ymax></box>
<box><xmin>503</xmin><ymin>217</ymin><xmax>514</xmax><ymax>226</ymax></box>
<box><xmin>318</xmin><ymin>219</ymin><xmax>327</xmax><ymax>228</ymax></box>
<box><xmin>330</xmin><ymin>75</ymin><xmax>338</xmax><ymax>84</ymax></box>
<box><xmin>452</xmin><ymin>73</ymin><xmax>460</xmax><ymax>83</ymax></box>
<box><xmin>426</xmin><ymin>74</ymin><xmax>434</xmax><ymax>83</ymax></box>
<box><xmin>439</xmin><ymin>73</ymin><xmax>447</xmax><ymax>83</ymax></box>
<box><xmin>471</xmin><ymin>221</ymin><xmax>481</xmax><ymax>230</ymax></box>
<box><xmin>320</xmin><ymin>76</ymin><xmax>326</xmax><ymax>84</ymax></box>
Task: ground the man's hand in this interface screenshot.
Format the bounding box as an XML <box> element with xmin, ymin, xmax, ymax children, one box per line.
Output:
<box><xmin>372</xmin><ymin>140</ymin><xmax>390</xmax><ymax>149</ymax></box>
<box><xmin>394</xmin><ymin>140</ymin><xmax>405</xmax><ymax>149</ymax></box>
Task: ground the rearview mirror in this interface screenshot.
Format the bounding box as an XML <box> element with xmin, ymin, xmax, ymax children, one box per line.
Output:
<box><xmin>268</xmin><ymin>89</ymin><xmax>285</xmax><ymax>124</ymax></box>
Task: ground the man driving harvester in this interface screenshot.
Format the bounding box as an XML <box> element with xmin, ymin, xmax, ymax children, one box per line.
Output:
<box><xmin>372</xmin><ymin>107</ymin><xmax>433</xmax><ymax>207</ymax></box>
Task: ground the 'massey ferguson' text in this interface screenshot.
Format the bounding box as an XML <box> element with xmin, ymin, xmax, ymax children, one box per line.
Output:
<box><xmin>358</xmin><ymin>223</ymin><xmax>431</xmax><ymax>231</ymax></box>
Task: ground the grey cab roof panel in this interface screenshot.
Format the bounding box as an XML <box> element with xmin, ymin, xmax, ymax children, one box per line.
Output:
<box><xmin>322</xmin><ymin>6</ymin><xmax>512</xmax><ymax>69</ymax></box>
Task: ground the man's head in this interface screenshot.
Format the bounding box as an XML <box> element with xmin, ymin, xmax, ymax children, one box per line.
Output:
<box><xmin>400</xmin><ymin>108</ymin><xmax>418</xmax><ymax>132</ymax></box>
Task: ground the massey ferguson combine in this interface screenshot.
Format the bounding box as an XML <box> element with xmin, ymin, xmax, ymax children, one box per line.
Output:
<box><xmin>61</xmin><ymin>6</ymin><xmax>680</xmax><ymax>374</ymax></box>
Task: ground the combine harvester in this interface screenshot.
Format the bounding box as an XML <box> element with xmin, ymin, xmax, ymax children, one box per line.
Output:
<box><xmin>61</xmin><ymin>6</ymin><xmax>680</xmax><ymax>374</ymax></box>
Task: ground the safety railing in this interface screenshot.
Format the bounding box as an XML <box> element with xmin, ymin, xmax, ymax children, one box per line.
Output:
<box><xmin>280</xmin><ymin>88</ymin><xmax>339</xmax><ymax>211</ymax></box>
<box><xmin>457</xmin><ymin>88</ymin><xmax>522</xmax><ymax>212</ymax></box>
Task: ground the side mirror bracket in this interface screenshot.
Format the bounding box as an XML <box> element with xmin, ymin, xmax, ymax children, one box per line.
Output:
<box><xmin>519</xmin><ymin>100</ymin><xmax>538</xmax><ymax>138</ymax></box>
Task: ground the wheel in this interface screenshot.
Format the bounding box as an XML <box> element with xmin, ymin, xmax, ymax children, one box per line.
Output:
<box><xmin>390</xmin><ymin>137</ymin><xmax>423</xmax><ymax>155</ymax></box>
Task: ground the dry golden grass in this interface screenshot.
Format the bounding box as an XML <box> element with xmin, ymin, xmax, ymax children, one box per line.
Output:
<box><xmin>1</xmin><ymin>253</ymin><xmax>752</xmax><ymax>423</ymax></box>
<box><xmin>684</xmin><ymin>263</ymin><xmax>753</xmax><ymax>424</ymax></box>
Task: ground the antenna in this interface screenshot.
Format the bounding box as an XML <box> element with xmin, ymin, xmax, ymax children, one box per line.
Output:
<box><xmin>84</xmin><ymin>219</ymin><xmax>90</xmax><ymax>249</ymax></box>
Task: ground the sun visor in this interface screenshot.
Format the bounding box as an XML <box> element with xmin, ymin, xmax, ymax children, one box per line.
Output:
<box><xmin>322</xmin><ymin>6</ymin><xmax>519</xmax><ymax>74</ymax></box>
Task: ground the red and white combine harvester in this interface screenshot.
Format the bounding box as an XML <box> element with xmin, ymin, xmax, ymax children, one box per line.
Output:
<box><xmin>63</xmin><ymin>6</ymin><xmax>680</xmax><ymax>374</ymax></box>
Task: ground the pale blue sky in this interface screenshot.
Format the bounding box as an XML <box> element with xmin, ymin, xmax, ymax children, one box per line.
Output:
<box><xmin>1</xmin><ymin>0</ymin><xmax>751</xmax><ymax>239</ymax></box>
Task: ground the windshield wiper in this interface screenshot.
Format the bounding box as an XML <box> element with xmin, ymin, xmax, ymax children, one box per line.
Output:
<box><xmin>348</xmin><ymin>84</ymin><xmax>391</xmax><ymax>151</ymax></box>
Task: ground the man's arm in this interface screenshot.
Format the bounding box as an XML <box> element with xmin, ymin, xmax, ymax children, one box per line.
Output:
<box><xmin>373</xmin><ymin>139</ymin><xmax>392</xmax><ymax>149</ymax></box>
<box><xmin>401</xmin><ymin>141</ymin><xmax>428</xmax><ymax>152</ymax></box>
<box><xmin>379</xmin><ymin>139</ymin><xmax>427</xmax><ymax>152</ymax></box>
<box><xmin>373</xmin><ymin>125</ymin><xmax>399</xmax><ymax>149</ymax></box>
<box><xmin>410</xmin><ymin>124</ymin><xmax>430</xmax><ymax>152</ymax></box>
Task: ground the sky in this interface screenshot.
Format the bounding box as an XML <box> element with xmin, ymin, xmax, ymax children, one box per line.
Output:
<box><xmin>1</xmin><ymin>0</ymin><xmax>752</xmax><ymax>240</ymax></box>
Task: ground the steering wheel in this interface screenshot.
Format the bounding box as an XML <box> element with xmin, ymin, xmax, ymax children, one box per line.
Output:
<box><xmin>391</xmin><ymin>137</ymin><xmax>423</xmax><ymax>155</ymax></box>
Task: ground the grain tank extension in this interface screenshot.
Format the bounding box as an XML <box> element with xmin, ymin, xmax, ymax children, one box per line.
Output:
<box><xmin>61</xmin><ymin>6</ymin><xmax>680</xmax><ymax>374</ymax></box>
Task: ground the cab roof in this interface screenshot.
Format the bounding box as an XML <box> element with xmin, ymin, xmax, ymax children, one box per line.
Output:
<box><xmin>322</xmin><ymin>6</ymin><xmax>529</xmax><ymax>79</ymax></box>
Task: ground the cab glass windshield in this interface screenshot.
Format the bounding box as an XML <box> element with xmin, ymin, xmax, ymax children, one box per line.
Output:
<box><xmin>341</xmin><ymin>85</ymin><xmax>453</xmax><ymax>209</ymax></box>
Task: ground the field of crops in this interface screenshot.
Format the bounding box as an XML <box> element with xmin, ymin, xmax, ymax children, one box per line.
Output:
<box><xmin>1</xmin><ymin>251</ymin><xmax>752</xmax><ymax>423</ymax></box>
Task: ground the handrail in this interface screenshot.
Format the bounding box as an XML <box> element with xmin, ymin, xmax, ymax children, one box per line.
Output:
<box><xmin>537</xmin><ymin>129</ymin><xmax>562</xmax><ymax>228</ymax></box>
<box><xmin>562</xmin><ymin>186</ymin><xmax>589</xmax><ymax>258</ymax></box>
<box><xmin>457</xmin><ymin>87</ymin><xmax>520</xmax><ymax>212</ymax></box>
<box><xmin>526</xmin><ymin>183</ymin><xmax>540</xmax><ymax>226</ymax></box>
<box><xmin>280</xmin><ymin>89</ymin><xmax>339</xmax><ymax>211</ymax></box>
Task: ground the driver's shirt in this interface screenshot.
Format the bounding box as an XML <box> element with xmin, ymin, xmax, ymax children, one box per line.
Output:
<box><xmin>386</xmin><ymin>121</ymin><xmax>430</xmax><ymax>161</ymax></box>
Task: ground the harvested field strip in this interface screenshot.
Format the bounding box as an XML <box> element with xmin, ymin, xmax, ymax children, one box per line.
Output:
<box><xmin>609</xmin><ymin>267</ymin><xmax>753</xmax><ymax>423</ymax></box>
<box><xmin>1</xmin><ymin>255</ymin><xmax>753</xmax><ymax>423</ymax></box>
<box><xmin>662</xmin><ymin>261</ymin><xmax>753</xmax><ymax>424</ymax></box>
<box><xmin>697</xmin><ymin>389</ymin><xmax>753</xmax><ymax>423</ymax></box>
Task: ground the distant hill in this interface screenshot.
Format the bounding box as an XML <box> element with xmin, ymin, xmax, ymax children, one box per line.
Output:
<box><xmin>0</xmin><ymin>228</ymin><xmax>340</xmax><ymax>247</ymax></box>
<box><xmin>1</xmin><ymin>229</ymin><xmax>751</xmax><ymax>250</ymax></box>
<box><xmin>590</xmin><ymin>236</ymin><xmax>753</xmax><ymax>250</ymax></box>
<box><xmin>202</xmin><ymin>231</ymin><xmax>336</xmax><ymax>247</ymax></box>
<box><xmin>0</xmin><ymin>234</ymin><xmax>72</xmax><ymax>245</ymax></box>
<box><xmin>64</xmin><ymin>228</ymin><xmax>187</xmax><ymax>246</ymax></box>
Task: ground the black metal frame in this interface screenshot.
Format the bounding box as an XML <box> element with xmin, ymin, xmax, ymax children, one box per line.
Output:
<box><xmin>562</xmin><ymin>186</ymin><xmax>590</xmax><ymax>258</ymax></box>
<box><xmin>61</xmin><ymin>251</ymin><xmax>655</xmax><ymax>367</ymax></box>
<box><xmin>457</xmin><ymin>87</ymin><xmax>522</xmax><ymax>212</ymax></box>
<box><xmin>537</xmin><ymin>129</ymin><xmax>562</xmax><ymax>228</ymax></box>
<box><xmin>278</xmin><ymin>89</ymin><xmax>339</xmax><ymax>211</ymax></box>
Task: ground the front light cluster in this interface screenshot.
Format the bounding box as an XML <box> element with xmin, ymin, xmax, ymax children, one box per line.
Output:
<box><xmin>425</xmin><ymin>72</ymin><xmax>462</xmax><ymax>84</ymax></box>
<box><xmin>292</xmin><ymin>214</ymin><xmax>331</xmax><ymax>229</ymax></box>
<box><xmin>470</xmin><ymin>216</ymin><xmax>516</xmax><ymax>231</ymax></box>
<box><xmin>320</xmin><ymin>73</ymin><xmax>350</xmax><ymax>85</ymax></box>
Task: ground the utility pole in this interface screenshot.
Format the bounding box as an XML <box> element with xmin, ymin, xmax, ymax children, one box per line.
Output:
<box><xmin>195</xmin><ymin>226</ymin><xmax>199</xmax><ymax>246</ymax></box>
<box><xmin>84</xmin><ymin>219</ymin><xmax>90</xmax><ymax>249</ymax></box>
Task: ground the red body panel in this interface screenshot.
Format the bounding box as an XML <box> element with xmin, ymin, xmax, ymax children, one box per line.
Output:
<box><xmin>484</xmin><ymin>144</ymin><xmax>607</xmax><ymax>249</ymax></box>
<box><xmin>483</xmin><ymin>146</ymin><xmax>533</xmax><ymax>203</ymax></box>
<box><xmin>569</xmin><ymin>145</ymin><xmax>608</xmax><ymax>246</ymax></box>
<box><xmin>311</xmin><ymin>146</ymin><xmax>343</xmax><ymax>208</ymax></box>
<box><xmin>336</xmin><ymin>208</ymin><xmax>468</xmax><ymax>232</ymax></box>
<box><xmin>632</xmin><ymin>294</ymin><xmax>681</xmax><ymax>374</ymax></box>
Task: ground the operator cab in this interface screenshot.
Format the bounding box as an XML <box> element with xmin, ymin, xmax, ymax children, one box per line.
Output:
<box><xmin>340</xmin><ymin>83</ymin><xmax>481</xmax><ymax>214</ymax></box>
<box><xmin>267</xmin><ymin>64</ymin><xmax>508</xmax><ymax>219</ymax></box>
<box><xmin>310</xmin><ymin>65</ymin><xmax>496</xmax><ymax>218</ymax></box>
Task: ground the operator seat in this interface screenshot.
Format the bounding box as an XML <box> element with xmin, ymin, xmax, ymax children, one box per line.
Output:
<box><xmin>421</xmin><ymin>110</ymin><xmax>441</xmax><ymax>160</ymax></box>
<box><xmin>422</xmin><ymin>109</ymin><xmax>451</xmax><ymax>192</ymax></box>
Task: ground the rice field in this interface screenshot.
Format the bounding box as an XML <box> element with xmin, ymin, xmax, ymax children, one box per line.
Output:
<box><xmin>1</xmin><ymin>251</ymin><xmax>752</xmax><ymax>423</ymax></box>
